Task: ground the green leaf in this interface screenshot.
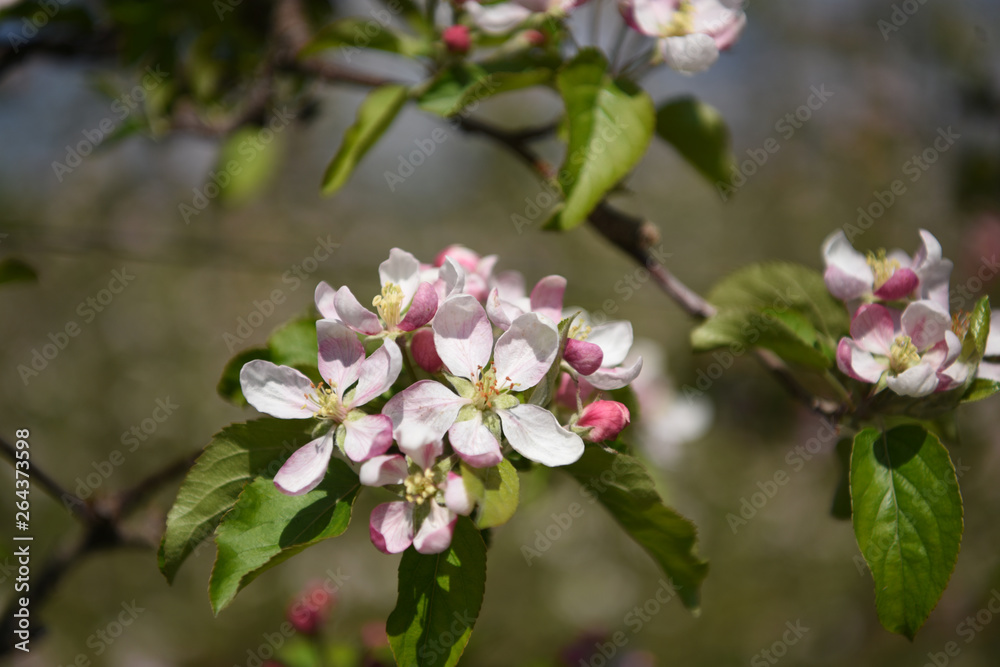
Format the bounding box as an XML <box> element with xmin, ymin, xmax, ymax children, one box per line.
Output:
<box><xmin>850</xmin><ymin>426</ymin><xmax>964</xmax><ymax>639</ymax></box>
<box><xmin>217</xmin><ymin>348</ymin><xmax>272</xmax><ymax>406</ymax></box>
<box><xmin>690</xmin><ymin>308</ymin><xmax>831</xmax><ymax>370</ymax></box>
<box><xmin>655</xmin><ymin>97</ymin><xmax>734</xmax><ymax>188</ymax></box>
<box><xmin>387</xmin><ymin>517</ymin><xmax>487</xmax><ymax>667</ymax></box>
<box><xmin>0</xmin><ymin>257</ymin><xmax>37</xmax><ymax>285</ymax></box>
<box><xmin>461</xmin><ymin>459</ymin><xmax>519</xmax><ymax>528</ymax></box>
<box><xmin>830</xmin><ymin>437</ymin><xmax>853</xmax><ymax>520</ymax></box>
<box><xmin>565</xmin><ymin>447</ymin><xmax>708</xmax><ymax>610</ymax></box>
<box><xmin>209</xmin><ymin>460</ymin><xmax>360</xmax><ymax>614</ymax></box>
<box><xmin>547</xmin><ymin>49</ymin><xmax>655</xmax><ymax>231</ymax></box>
<box><xmin>960</xmin><ymin>378</ymin><xmax>1000</xmax><ymax>403</ymax></box>
<box><xmin>215</xmin><ymin>125</ymin><xmax>286</xmax><ymax>206</ymax></box>
<box><xmin>322</xmin><ymin>84</ymin><xmax>409</xmax><ymax>196</ymax></box>
<box><xmin>158</xmin><ymin>418</ymin><xmax>318</xmax><ymax>583</ymax></box>
<box><xmin>301</xmin><ymin>18</ymin><xmax>428</xmax><ymax>58</ymax></box>
<box><xmin>705</xmin><ymin>262</ymin><xmax>849</xmax><ymax>340</ymax></box>
<box><xmin>268</xmin><ymin>316</ymin><xmax>320</xmax><ymax>368</ymax></box>
<box><xmin>965</xmin><ymin>296</ymin><xmax>991</xmax><ymax>360</ymax></box>
<box><xmin>417</xmin><ymin>62</ymin><xmax>553</xmax><ymax>117</ymax></box>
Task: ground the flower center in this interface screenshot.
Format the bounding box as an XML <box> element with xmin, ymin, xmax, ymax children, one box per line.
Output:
<box><xmin>305</xmin><ymin>380</ymin><xmax>348</xmax><ymax>422</ymax></box>
<box><xmin>372</xmin><ymin>283</ymin><xmax>404</xmax><ymax>330</ymax></box>
<box><xmin>665</xmin><ymin>1</ymin><xmax>696</xmax><ymax>36</ymax></box>
<box><xmin>952</xmin><ymin>311</ymin><xmax>970</xmax><ymax>339</ymax></box>
<box><xmin>866</xmin><ymin>249</ymin><xmax>901</xmax><ymax>290</ymax></box>
<box><xmin>404</xmin><ymin>468</ymin><xmax>438</xmax><ymax>505</ymax></box>
<box><xmin>472</xmin><ymin>363</ymin><xmax>513</xmax><ymax>410</ymax></box>
<box><xmin>568</xmin><ymin>321</ymin><xmax>592</xmax><ymax>342</ymax></box>
<box><xmin>889</xmin><ymin>336</ymin><xmax>921</xmax><ymax>374</ymax></box>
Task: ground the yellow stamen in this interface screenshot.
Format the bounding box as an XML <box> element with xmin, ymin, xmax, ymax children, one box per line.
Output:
<box><xmin>866</xmin><ymin>249</ymin><xmax>901</xmax><ymax>290</ymax></box>
<box><xmin>372</xmin><ymin>283</ymin><xmax>405</xmax><ymax>330</ymax></box>
<box><xmin>889</xmin><ymin>335</ymin><xmax>921</xmax><ymax>374</ymax></box>
<box><xmin>404</xmin><ymin>468</ymin><xmax>438</xmax><ymax>504</ymax></box>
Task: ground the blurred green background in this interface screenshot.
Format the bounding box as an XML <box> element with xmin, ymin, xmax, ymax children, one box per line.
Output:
<box><xmin>3</xmin><ymin>0</ymin><xmax>1000</xmax><ymax>665</ymax></box>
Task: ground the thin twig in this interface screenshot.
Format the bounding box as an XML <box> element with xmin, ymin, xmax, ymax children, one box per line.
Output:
<box><xmin>0</xmin><ymin>436</ymin><xmax>93</xmax><ymax>522</ymax></box>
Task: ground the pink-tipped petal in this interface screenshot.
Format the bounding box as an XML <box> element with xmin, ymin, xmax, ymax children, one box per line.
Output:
<box><xmin>410</xmin><ymin>328</ymin><xmax>444</xmax><ymax>374</ymax></box>
<box><xmin>369</xmin><ymin>502</ymin><xmax>414</xmax><ymax>554</ymax></box>
<box><xmin>494</xmin><ymin>270</ymin><xmax>526</xmax><ymax>302</ymax></box>
<box><xmin>498</xmin><ymin>403</ymin><xmax>585</xmax><ymax>467</ymax></box>
<box><xmin>850</xmin><ymin>304</ymin><xmax>895</xmax><ymax>355</ymax></box>
<box><xmin>620</xmin><ymin>0</ymin><xmax>679</xmax><ymax>35</ymax></box>
<box><xmin>486</xmin><ymin>288</ymin><xmax>513</xmax><ymax>331</ymax></box>
<box><xmin>274</xmin><ymin>431</ymin><xmax>335</xmax><ymax>496</ymax></box>
<box><xmin>334</xmin><ymin>286</ymin><xmax>383</xmax><ymax>335</ymax></box>
<box><xmin>873</xmin><ymin>268</ymin><xmax>919</xmax><ymax>300</ymax></box>
<box><xmin>317</xmin><ymin>320</ymin><xmax>364</xmax><ymax>400</ymax></box>
<box><xmin>586</xmin><ymin>320</ymin><xmax>633</xmax><ymax>367</ymax></box>
<box><xmin>434</xmin><ymin>245</ymin><xmax>480</xmax><ymax>273</ymax></box>
<box><xmin>350</xmin><ymin>340</ymin><xmax>403</xmax><ymax>408</ymax></box>
<box><xmin>432</xmin><ymin>294</ymin><xmax>494</xmax><ymax>380</ymax></box>
<box><xmin>901</xmin><ymin>300</ymin><xmax>951</xmax><ymax>350</ymax></box>
<box><xmin>529</xmin><ymin>275</ymin><xmax>567</xmax><ymax>324</ymax></box>
<box><xmin>887</xmin><ymin>363</ymin><xmax>939</xmax><ymax>397</ymax></box>
<box><xmin>413</xmin><ymin>502</ymin><xmax>457</xmax><ymax>554</ymax></box>
<box><xmin>240</xmin><ymin>360</ymin><xmax>317</xmax><ymax>419</ymax></box>
<box><xmin>822</xmin><ymin>230</ymin><xmax>874</xmax><ymax>300</ymax></box>
<box><xmin>444</xmin><ymin>472</ymin><xmax>474</xmax><ymax>516</ymax></box>
<box><xmin>342</xmin><ymin>413</ymin><xmax>394</xmax><ymax>462</ymax></box>
<box><xmin>586</xmin><ymin>357</ymin><xmax>643</xmax><ymax>391</ymax></box>
<box><xmin>836</xmin><ymin>338</ymin><xmax>886</xmax><ymax>383</ymax></box>
<box><xmin>383</xmin><ymin>380</ymin><xmax>470</xmax><ymax>451</ymax></box>
<box><xmin>494</xmin><ymin>312</ymin><xmax>560</xmax><ymax>391</ymax></box>
<box><xmin>564</xmin><ymin>338</ymin><xmax>605</xmax><ymax>375</ymax></box>
<box><xmin>359</xmin><ymin>454</ymin><xmax>409</xmax><ymax>487</ymax></box>
<box><xmin>448</xmin><ymin>413</ymin><xmax>504</xmax><ymax>468</ymax></box>
<box><xmin>398</xmin><ymin>282</ymin><xmax>439</xmax><ymax>332</ymax></box>
<box><xmin>406</xmin><ymin>439</ymin><xmax>444</xmax><ymax>471</ymax></box>
<box><xmin>379</xmin><ymin>248</ymin><xmax>422</xmax><ymax>310</ymax></box>
<box><xmin>315</xmin><ymin>281</ymin><xmax>340</xmax><ymax>321</ymax></box>
<box><xmin>439</xmin><ymin>256</ymin><xmax>466</xmax><ymax>299</ymax></box>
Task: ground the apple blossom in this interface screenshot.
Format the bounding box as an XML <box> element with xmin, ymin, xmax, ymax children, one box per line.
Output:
<box><xmin>822</xmin><ymin>229</ymin><xmax>953</xmax><ymax>308</ymax></box>
<box><xmin>360</xmin><ymin>440</ymin><xmax>469</xmax><ymax>554</ymax></box>
<box><xmin>240</xmin><ymin>320</ymin><xmax>401</xmax><ymax>494</ymax></box>
<box><xmin>383</xmin><ymin>294</ymin><xmax>585</xmax><ymax>467</ymax></box>
<box><xmin>314</xmin><ymin>248</ymin><xmax>438</xmax><ymax>338</ymax></box>
<box><xmin>619</xmin><ymin>0</ymin><xmax>747</xmax><ymax>74</ymax></box>
<box><xmin>836</xmin><ymin>301</ymin><xmax>960</xmax><ymax>397</ymax></box>
<box><xmin>574</xmin><ymin>400</ymin><xmax>631</xmax><ymax>442</ymax></box>
<box><xmin>432</xmin><ymin>245</ymin><xmax>497</xmax><ymax>302</ymax></box>
<box><xmin>465</xmin><ymin>0</ymin><xmax>588</xmax><ymax>35</ymax></box>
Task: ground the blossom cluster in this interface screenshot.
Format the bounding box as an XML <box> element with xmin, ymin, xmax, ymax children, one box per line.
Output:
<box><xmin>451</xmin><ymin>0</ymin><xmax>746</xmax><ymax>75</ymax></box>
<box><xmin>823</xmin><ymin>229</ymin><xmax>999</xmax><ymax>398</ymax></box>
<box><xmin>239</xmin><ymin>246</ymin><xmax>641</xmax><ymax>555</ymax></box>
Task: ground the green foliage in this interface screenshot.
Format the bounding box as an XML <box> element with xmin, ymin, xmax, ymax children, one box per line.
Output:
<box><xmin>566</xmin><ymin>447</ymin><xmax>708</xmax><ymax>610</ymax></box>
<box><xmin>209</xmin><ymin>460</ymin><xmax>360</xmax><ymax>613</ymax></box>
<box><xmin>961</xmin><ymin>379</ymin><xmax>1000</xmax><ymax>403</ymax></box>
<box><xmin>965</xmin><ymin>296</ymin><xmax>991</xmax><ymax>360</ymax></box>
<box><xmin>302</xmin><ymin>18</ymin><xmax>429</xmax><ymax>58</ymax></box>
<box><xmin>546</xmin><ymin>49</ymin><xmax>655</xmax><ymax>231</ymax></box>
<box><xmin>322</xmin><ymin>84</ymin><xmax>410</xmax><ymax>195</ymax></box>
<box><xmin>217</xmin><ymin>316</ymin><xmax>320</xmax><ymax>405</ymax></box>
<box><xmin>655</xmin><ymin>97</ymin><xmax>734</xmax><ymax>188</ymax></box>
<box><xmin>691</xmin><ymin>308</ymin><xmax>832</xmax><ymax>369</ymax></box>
<box><xmin>387</xmin><ymin>517</ymin><xmax>487</xmax><ymax>667</ymax></box>
<box><xmin>417</xmin><ymin>61</ymin><xmax>554</xmax><ymax>117</ymax></box>
<box><xmin>850</xmin><ymin>426</ymin><xmax>964</xmax><ymax>639</ymax></box>
<box><xmin>461</xmin><ymin>459</ymin><xmax>519</xmax><ymax>529</ymax></box>
<box><xmin>215</xmin><ymin>124</ymin><xmax>286</xmax><ymax>206</ymax></box>
<box><xmin>158</xmin><ymin>418</ymin><xmax>318</xmax><ymax>583</ymax></box>
<box><xmin>0</xmin><ymin>258</ymin><xmax>38</xmax><ymax>285</ymax></box>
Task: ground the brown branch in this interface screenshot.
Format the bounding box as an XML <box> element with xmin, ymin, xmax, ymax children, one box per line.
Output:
<box><xmin>0</xmin><ymin>436</ymin><xmax>93</xmax><ymax>523</ymax></box>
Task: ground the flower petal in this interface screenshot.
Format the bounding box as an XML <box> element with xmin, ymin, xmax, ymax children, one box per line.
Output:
<box><xmin>836</xmin><ymin>338</ymin><xmax>886</xmax><ymax>383</ymax></box>
<box><xmin>873</xmin><ymin>268</ymin><xmax>919</xmax><ymax>300</ymax></box>
<box><xmin>661</xmin><ymin>33</ymin><xmax>720</xmax><ymax>74</ymax></box>
<box><xmin>887</xmin><ymin>363</ymin><xmax>939</xmax><ymax>397</ymax></box>
<box><xmin>369</xmin><ymin>502</ymin><xmax>414</xmax><ymax>554</ymax></box>
<box><xmin>587</xmin><ymin>320</ymin><xmax>633</xmax><ymax>367</ymax></box>
<box><xmin>586</xmin><ymin>357</ymin><xmax>643</xmax><ymax>391</ymax></box>
<box><xmin>563</xmin><ymin>338</ymin><xmax>604</xmax><ymax>375</ymax></box>
<box><xmin>498</xmin><ymin>403</ymin><xmax>584</xmax><ymax>467</ymax></box>
<box><xmin>413</xmin><ymin>502</ymin><xmax>456</xmax><ymax>554</ymax></box>
<box><xmin>398</xmin><ymin>282</ymin><xmax>439</xmax><ymax>332</ymax></box>
<box><xmin>334</xmin><ymin>286</ymin><xmax>383</xmax><ymax>335</ymax></box>
<box><xmin>494</xmin><ymin>270</ymin><xmax>526</xmax><ymax>302</ymax></box>
<box><xmin>449</xmin><ymin>412</ymin><xmax>503</xmax><ymax>468</ymax></box>
<box><xmin>529</xmin><ymin>275</ymin><xmax>566</xmax><ymax>325</ymax></box>
<box><xmin>314</xmin><ymin>281</ymin><xmax>340</xmax><ymax>321</ymax></box>
<box><xmin>433</xmin><ymin>294</ymin><xmax>494</xmax><ymax>380</ymax></box>
<box><xmin>486</xmin><ymin>288</ymin><xmax>513</xmax><ymax>331</ymax></box>
<box><xmin>350</xmin><ymin>339</ymin><xmax>403</xmax><ymax>407</ymax></box>
<box><xmin>274</xmin><ymin>430</ymin><xmax>334</xmax><ymax>496</ymax></box>
<box><xmin>444</xmin><ymin>471</ymin><xmax>474</xmax><ymax>516</ymax></box>
<box><xmin>342</xmin><ymin>413</ymin><xmax>394</xmax><ymax>462</ymax></box>
<box><xmin>359</xmin><ymin>454</ymin><xmax>408</xmax><ymax>487</ymax></box>
<box><xmin>822</xmin><ymin>230</ymin><xmax>874</xmax><ymax>300</ymax></box>
<box><xmin>494</xmin><ymin>312</ymin><xmax>559</xmax><ymax>391</ymax></box>
<box><xmin>406</xmin><ymin>439</ymin><xmax>444</xmax><ymax>471</ymax></box>
<box><xmin>465</xmin><ymin>0</ymin><xmax>533</xmax><ymax>34</ymax></box>
<box><xmin>912</xmin><ymin>229</ymin><xmax>954</xmax><ymax>309</ymax></box>
<box><xmin>379</xmin><ymin>248</ymin><xmax>422</xmax><ymax>310</ymax></box>
<box><xmin>383</xmin><ymin>380</ymin><xmax>470</xmax><ymax>451</ymax></box>
<box><xmin>439</xmin><ymin>256</ymin><xmax>467</xmax><ymax>299</ymax></box>
<box><xmin>317</xmin><ymin>320</ymin><xmax>364</xmax><ymax>400</ymax></box>
<box><xmin>850</xmin><ymin>303</ymin><xmax>895</xmax><ymax>355</ymax></box>
<box><xmin>410</xmin><ymin>328</ymin><xmax>443</xmax><ymax>374</ymax></box>
<box><xmin>901</xmin><ymin>300</ymin><xmax>951</xmax><ymax>350</ymax></box>
<box><xmin>240</xmin><ymin>360</ymin><xmax>316</xmax><ymax>419</ymax></box>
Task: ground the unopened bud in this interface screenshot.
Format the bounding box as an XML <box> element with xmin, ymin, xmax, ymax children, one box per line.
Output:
<box><xmin>443</xmin><ymin>25</ymin><xmax>471</xmax><ymax>55</ymax></box>
<box><xmin>411</xmin><ymin>328</ymin><xmax>443</xmax><ymax>373</ymax></box>
<box><xmin>576</xmin><ymin>401</ymin><xmax>630</xmax><ymax>442</ymax></box>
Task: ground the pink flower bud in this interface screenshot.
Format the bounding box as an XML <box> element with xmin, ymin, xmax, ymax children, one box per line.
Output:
<box><xmin>411</xmin><ymin>328</ymin><xmax>443</xmax><ymax>373</ymax></box>
<box><xmin>523</xmin><ymin>29</ymin><xmax>546</xmax><ymax>46</ymax></box>
<box><xmin>287</xmin><ymin>582</ymin><xmax>336</xmax><ymax>635</ymax></box>
<box><xmin>577</xmin><ymin>401</ymin><xmax>630</xmax><ymax>442</ymax></box>
<box><xmin>443</xmin><ymin>25</ymin><xmax>472</xmax><ymax>55</ymax></box>
<box><xmin>434</xmin><ymin>244</ymin><xmax>480</xmax><ymax>273</ymax></box>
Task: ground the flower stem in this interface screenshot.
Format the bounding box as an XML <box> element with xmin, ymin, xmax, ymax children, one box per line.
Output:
<box><xmin>398</xmin><ymin>337</ymin><xmax>419</xmax><ymax>383</ymax></box>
